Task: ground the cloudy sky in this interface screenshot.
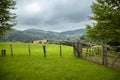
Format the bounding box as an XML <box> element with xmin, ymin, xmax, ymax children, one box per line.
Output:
<box><xmin>14</xmin><ymin>0</ymin><xmax>95</xmax><ymax>32</ymax></box>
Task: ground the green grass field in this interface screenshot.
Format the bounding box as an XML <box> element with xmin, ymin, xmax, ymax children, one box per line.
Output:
<box><xmin>0</xmin><ymin>42</ymin><xmax>120</xmax><ymax>80</ymax></box>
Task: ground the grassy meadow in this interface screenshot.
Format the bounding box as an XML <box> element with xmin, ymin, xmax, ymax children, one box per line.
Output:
<box><xmin>0</xmin><ymin>42</ymin><xmax>120</xmax><ymax>80</ymax></box>
<box><xmin>0</xmin><ymin>42</ymin><xmax>73</xmax><ymax>57</ymax></box>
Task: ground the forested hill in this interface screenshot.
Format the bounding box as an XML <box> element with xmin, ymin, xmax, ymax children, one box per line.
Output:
<box><xmin>60</xmin><ymin>29</ymin><xmax>85</xmax><ymax>36</ymax></box>
<box><xmin>0</xmin><ymin>28</ymin><xmax>85</xmax><ymax>42</ymax></box>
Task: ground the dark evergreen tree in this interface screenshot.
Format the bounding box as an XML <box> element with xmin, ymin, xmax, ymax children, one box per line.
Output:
<box><xmin>0</xmin><ymin>0</ymin><xmax>16</xmax><ymax>35</ymax></box>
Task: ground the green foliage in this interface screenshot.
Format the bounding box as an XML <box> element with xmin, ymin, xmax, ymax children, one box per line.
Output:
<box><xmin>60</xmin><ymin>40</ymin><xmax>74</xmax><ymax>46</ymax></box>
<box><xmin>0</xmin><ymin>0</ymin><xmax>16</xmax><ymax>35</ymax></box>
<box><xmin>107</xmin><ymin>41</ymin><xmax>120</xmax><ymax>46</ymax></box>
<box><xmin>86</xmin><ymin>0</ymin><xmax>120</xmax><ymax>43</ymax></box>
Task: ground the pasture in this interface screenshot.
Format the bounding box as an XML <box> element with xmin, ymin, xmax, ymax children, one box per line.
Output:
<box><xmin>0</xmin><ymin>42</ymin><xmax>120</xmax><ymax>80</ymax></box>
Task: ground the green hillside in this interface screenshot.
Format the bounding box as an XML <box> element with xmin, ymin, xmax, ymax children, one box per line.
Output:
<box><xmin>0</xmin><ymin>28</ymin><xmax>85</xmax><ymax>42</ymax></box>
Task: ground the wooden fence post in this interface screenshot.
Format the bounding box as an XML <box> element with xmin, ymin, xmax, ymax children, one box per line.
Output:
<box><xmin>1</xmin><ymin>49</ymin><xmax>6</xmax><ymax>56</ymax></box>
<box><xmin>102</xmin><ymin>44</ymin><xmax>108</xmax><ymax>65</ymax></box>
<box><xmin>77</xmin><ymin>41</ymin><xmax>82</xmax><ymax>58</ymax></box>
<box><xmin>10</xmin><ymin>44</ymin><xmax>13</xmax><ymax>56</ymax></box>
<box><xmin>86</xmin><ymin>47</ymin><xmax>89</xmax><ymax>57</ymax></box>
<box><xmin>77</xmin><ymin>42</ymin><xmax>80</xmax><ymax>58</ymax></box>
<box><xmin>28</xmin><ymin>44</ymin><xmax>31</xmax><ymax>56</ymax></box>
<box><xmin>60</xmin><ymin>42</ymin><xmax>62</xmax><ymax>57</ymax></box>
<box><xmin>73</xmin><ymin>43</ymin><xmax>78</xmax><ymax>57</ymax></box>
<box><xmin>73</xmin><ymin>41</ymin><xmax>82</xmax><ymax>58</ymax></box>
<box><xmin>43</xmin><ymin>45</ymin><xmax>46</xmax><ymax>57</ymax></box>
<box><xmin>73</xmin><ymin>44</ymin><xmax>76</xmax><ymax>57</ymax></box>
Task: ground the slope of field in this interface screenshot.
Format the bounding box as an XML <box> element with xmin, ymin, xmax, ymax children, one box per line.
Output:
<box><xmin>0</xmin><ymin>42</ymin><xmax>120</xmax><ymax>80</ymax></box>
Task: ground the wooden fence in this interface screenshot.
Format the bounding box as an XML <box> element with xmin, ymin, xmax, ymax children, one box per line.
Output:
<box><xmin>1</xmin><ymin>41</ymin><xmax>120</xmax><ymax>70</ymax></box>
<box><xmin>1</xmin><ymin>43</ymin><xmax>63</xmax><ymax>57</ymax></box>
<box><xmin>73</xmin><ymin>41</ymin><xmax>120</xmax><ymax>70</ymax></box>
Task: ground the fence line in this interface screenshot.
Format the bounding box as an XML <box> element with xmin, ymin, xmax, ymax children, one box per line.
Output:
<box><xmin>73</xmin><ymin>41</ymin><xmax>120</xmax><ymax>70</ymax></box>
<box><xmin>1</xmin><ymin>43</ymin><xmax>66</xmax><ymax>58</ymax></box>
<box><xmin>1</xmin><ymin>42</ymin><xmax>119</xmax><ymax>70</ymax></box>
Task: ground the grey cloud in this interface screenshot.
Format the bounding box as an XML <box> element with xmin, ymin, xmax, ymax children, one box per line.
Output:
<box><xmin>15</xmin><ymin>0</ymin><xmax>95</xmax><ymax>31</ymax></box>
<box><xmin>21</xmin><ymin>18</ymin><xmax>40</xmax><ymax>25</ymax></box>
<box><xmin>41</xmin><ymin>0</ymin><xmax>91</xmax><ymax>24</ymax></box>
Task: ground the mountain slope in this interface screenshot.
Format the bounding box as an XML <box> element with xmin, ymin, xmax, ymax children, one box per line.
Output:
<box><xmin>0</xmin><ymin>28</ymin><xmax>85</xmax><ymax>42</ymax></box>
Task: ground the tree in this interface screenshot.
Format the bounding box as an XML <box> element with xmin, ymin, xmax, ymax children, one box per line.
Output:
<box><xmin>86</xmin><ymin>0</ymin><xmax>120</xmax><ymax>44</ymax></box>
<box><xmin>0</xmin><ymin>0</ymin><xmax>16</xmax><ymax>35</ymax></box>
